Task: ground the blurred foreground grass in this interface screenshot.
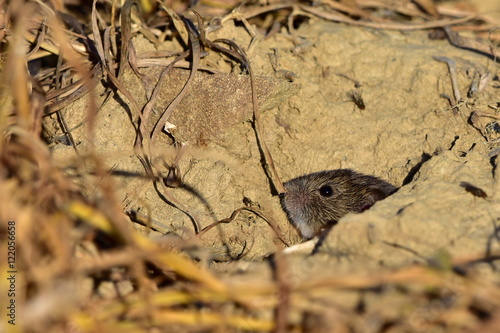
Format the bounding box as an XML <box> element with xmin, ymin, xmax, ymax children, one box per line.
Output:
<box><xmin>0</xmin><ymin>0</ymin><xmax>499</xmax><ymax>332</ymax></box>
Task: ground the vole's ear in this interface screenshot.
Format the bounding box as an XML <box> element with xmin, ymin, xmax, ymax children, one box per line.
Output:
<box><xmin>357</xmin><ymin>188</ymin><xmax>390</xmax><ymax>212</ymax></box>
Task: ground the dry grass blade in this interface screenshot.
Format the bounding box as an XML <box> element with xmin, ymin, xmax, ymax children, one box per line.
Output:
<box><xmin>131</xmin><ymin>13</ymin><xmax>204</xmax><ymax>235</ymax></box>
<box><xmin>135</xmin><ymin>52</ymin><xmax>186</xmax><ymax>149</ymax></box>
<box><xmin>118</xmin><ymin>0</ymin><xmax>139</xmax><ymax>80</ymax></box>
<box><xmin>154</xmin><ymin>177</ymin><xmax>202</xmax><ymax>234</ymax></box>
<box><xmin>44</xmin><ymin>65</ymin><xmax>103</xmax><ymax>114</ymax></box>
<box><xmin>5</xmin><ymin>3</ymin><xmax>33</xmax><ymax>130</ymax></box>
<box><xmin>65</xmin><ymin>201</ymin><xmax>225</xmax><ymax>292</ymax></box>
<box><xmin>444</xmin><ymin>26</ymin><xmax>500</xmax><ymax>62</ymax></box>
<box><xmin>91</xmin><ymin>0</ymin><xmax>106</xmax><ymax>65</ymax></box>
<box><xmin>25</xmin><ymin>18</ymin><xmax>47</xmax><ymax>58</ymax></box>
<box><xmin>150</xmin><ymin>16</ymin><xmax>200</xmax><ymax>144</ymax></box>
<box><xmin>300</xmin><ymin>5</ymin><xmax>475</xmax><ymax>30</ymax></box>
<box><xmin>158</xmin><ymin>1</ymin><xmax>189</xmax><ymax>46</ymax></box>
<box><xmin>91</xmin><ymin>1</ymin><xmax>143</xmax><ymax>121</ymax></box>
<box><xmin>75</xmin><ymin>309</ymin><xmax>275</xmax><ymax>331</ymax></box>
<box><xmin>413</xmin><ymin>0</ymin><xmax>440</xmax><ymax>18</ymax></box>
<box><xmin>433</xmin><ymin>56</ymin><xmax>461</xmax><ymax>104</ymax></box>
<box><xmin>211</xmin><ymin>38</ymin><xmax>286</xmax><ymax>194</ymax></box>
<box><xmin>150</xmin><ymin>310</ymin><xmax>275</xmax><ymax>330</ymax></box>
<box><xmin>196</xmin><ymin>206</ymin><xmax>288</xmax><ymax>246</ymax></box>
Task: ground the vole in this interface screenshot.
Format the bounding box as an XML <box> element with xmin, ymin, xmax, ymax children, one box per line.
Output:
<box><xmin>281</xmin><ymin>169</ymin><xmax>397</xmax><ymax>239</ymax></box>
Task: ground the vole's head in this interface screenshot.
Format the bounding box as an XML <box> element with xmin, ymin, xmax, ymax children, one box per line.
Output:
<box><xmin>281</xmin><ymin>169</ymin><xmax>397</xmax><ymax>239</ymax></box>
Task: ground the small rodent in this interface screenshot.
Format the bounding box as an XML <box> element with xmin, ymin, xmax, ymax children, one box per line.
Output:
<box><xmin>281</xmin><ymin>169</ymin><xmax>398</xmax><ymax>239</ymax></box>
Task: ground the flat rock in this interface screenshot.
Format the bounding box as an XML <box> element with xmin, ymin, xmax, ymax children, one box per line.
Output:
<box><xmin>122</xmin><ymin>67</ymin><xmax>300</xmax><ymax>144</ymax></box>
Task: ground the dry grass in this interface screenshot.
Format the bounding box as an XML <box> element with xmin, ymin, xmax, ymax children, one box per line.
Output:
<box><xmin>0</xmin><ymin>0</ymin><xmax>499</xmax><ymax>332</ymax></box>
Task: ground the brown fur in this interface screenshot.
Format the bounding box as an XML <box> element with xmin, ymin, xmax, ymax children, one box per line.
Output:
<box><xmin>281</xmin><ymin>169</ymin><xmax>398</xmax><ymax>239</ymax></box>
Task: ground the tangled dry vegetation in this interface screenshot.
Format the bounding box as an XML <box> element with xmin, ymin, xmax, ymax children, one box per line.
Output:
<box><xmin>1</xmin><ymin>0</ymin><xmax>500</xmax><ymax>332</ymax></box>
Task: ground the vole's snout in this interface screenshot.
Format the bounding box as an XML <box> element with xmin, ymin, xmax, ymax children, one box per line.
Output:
<box><xmin>282</xmin><ymin>188</ymin><xmax>310</xmax><ymax>209</ymax></box>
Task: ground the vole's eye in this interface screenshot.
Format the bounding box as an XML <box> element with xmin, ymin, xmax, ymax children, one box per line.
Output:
<box><xmin>319</xmin><ymin>185</ymin><xmax>334</xmax><ymax>197</ymax></box>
